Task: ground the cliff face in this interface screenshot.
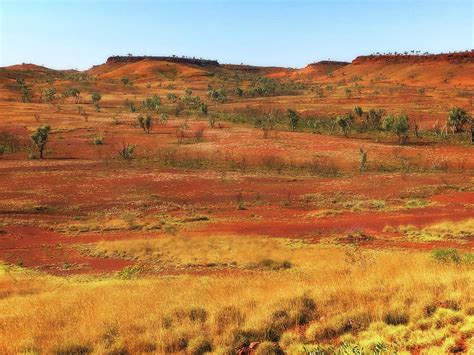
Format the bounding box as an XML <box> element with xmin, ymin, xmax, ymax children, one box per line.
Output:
<box><xmin>352</xmin><ymin>51</ymin><xmax>474</xmax><ymax>65</ymax></box>
<box><xmin>106</xmin><ymin>56</ymin><xmax>220</xmax><ymax>67</ymax></box>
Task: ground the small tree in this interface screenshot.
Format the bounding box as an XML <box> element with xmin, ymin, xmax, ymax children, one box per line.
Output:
<box><xmin>336</xmin><ymin>114</ymin><xmax>353</xmax><ymax>137</ymax></box>
<box><xmin>287</xmin><ymin>109</ymin><xmax>300</xmax><ymax>131</ymax></box>
<box><xmin>64</xmin><ymin>87</ymin><xmax>81</xmax><ymax>103</ymax></box>
<box><xmin>393</xmin><ymin>115</ymin><xmax>410</xmax><ymax>144</ymax></box>
<box><xmin>367</xmin><ymin>109</ymin><xmax>384</xmax><ymax>130</ymax></box>
<box><xmin>382</xmin><ymin>114</ymin><xmax>409</xmax><ymax>144</ymax></box>
<box><xmin>137</xmin><ymin>115</ymin><xmax>152</xmax><ymax>133</ymax></box>
<box><xmin>31</xmin><ymin>124</ymin><xmax>51</xmax><ymax>159</ymax></box>
<box><xmin>91</xmin><ymin>92</ymin><xmax>102</xmax><ymax>111</ymax></box>
<box><xmin>448</xmin><ymin>107</ymin><xmax>470</xmax><ymax>133</ymax></box>
<box><xmin>16</xmin><ymin>78</ymin><xmax>31</xmax><ymax>103</ymax></box>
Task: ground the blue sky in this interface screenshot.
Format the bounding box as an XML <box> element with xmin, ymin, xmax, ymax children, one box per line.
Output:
<box><xmin>0</xmin><ymin>0</ymin><xmax>472</xmax><ymax>70</ymax></box>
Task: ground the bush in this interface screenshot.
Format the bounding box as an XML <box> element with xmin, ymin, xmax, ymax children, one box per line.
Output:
<box><xmin>53</xmin><ymin>343</ymin><xmax>92</xmax><ymax>355</ymax></box>
<box><xmin>208</xmin><ymin>88</ymin><xmax>227</xmax><ymax>103</ymax></box>
<box><xmin>0</xmin><ymin>131</ymin><xmax>22</xmax><ymax>152</ymax></box>
<box><xmin>142</xmin><ymin>94</ymin><xmax>161</xmax><ymax>112</ymax></box>
<box><xmin>118</xmin><ymin>143</ymin><xmax>135</xmax><ymax>160</ymax></box>
<box><xmin>215</xmin><ymin>306</ymin><xmax>245</xmax><ymax>331</ymax></box>
<box><xmin>254</xmin><ymin>342</ymin><xmax>284</xmax><ymax>355</ymax></box>
<box><xmin>267</xmin><ymin>296</ymin><xmax>317</xmax><ymax>339</ymax></box>
<box><xmin>231</xmin><ymin>329</ymin><xmax>263</xmax><ymax>350</ymax></box>
<box><xmin>448</xmin><ymin>107</ymin><xmax>470</xmax><ymax>133</ymax></box>
<box><xmin>256</xmin><ymin>259</ymin><xmax>292</xmax><ymax>271</ymax></box>
<box><xmin>431</xmin><ymin>249</ymin><xmax>461</xmax><ymax>264</ymax></box>
<box><xmin>137</xmin><ymin>115</ymin><xmax>152</xmax><ymax>133</ymax></box>
<box><xmin>92</xmin><ymin>135</ymin><xmax>104</xmax><ymax>145</ymax></box>
<box><xmin>187</xmin><ymin>336</ymin><xmax>212</xmax><ymax>355</ymax></box>
<box><xmin>189</xmin><ymin>307</ymin><xmax>208</xmax><ymax>323</ymax></box>
<box><xmin>117</xmin><ymin>265</ymin><xmax>141</xmax><ymax>280</ymax></box>
<box><xmin>383</xmin><ymin>309</ymin><xmax>409</xmax><ymax>325</ymax></box>
<box><xmin>287</xmin><ymin>109</ymin><xmax>300</xmax><ymax>131</ymax></box>
<box><xmin>336</xmin><ymin>114</ymin><xmax>353</xmax><ymax>136</ymax></box>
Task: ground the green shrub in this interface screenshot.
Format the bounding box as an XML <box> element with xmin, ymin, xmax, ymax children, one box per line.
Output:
<box><xmin>92</xmin><ymin>135</ymin><xmax>103</xmax><ymax>145</ymax></box>
<box><xmin>431</xmin><ymin>249</ymin><xmax>461</xmax><ymax>264</ymax></box>
<box><xmin>117</xmin><ymin>265</ymin><xmax>141</xmax><ymax>280</ymax></box>
<box><xmin>118</xmin><ymin>143</ymin><xmax>135</xmax><ymax>160</ymax></box>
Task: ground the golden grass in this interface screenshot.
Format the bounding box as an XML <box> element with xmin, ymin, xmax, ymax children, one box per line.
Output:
<box><xmin>0</xmin><ymin>237</ymin><xmax>473</xmax><ymax>354</ymax></box>
<box><xmin>398</xmin><ymin>218</ymin><xmax>474</xmax><ymax>242</ymax></box>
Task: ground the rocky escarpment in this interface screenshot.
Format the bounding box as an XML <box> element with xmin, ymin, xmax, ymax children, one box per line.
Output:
<box><xmin>353</xmin><ymin>51</ymin><xmax>474</xmax><ymax>65</ymax></box>
<box><xmin>106</xmin><ymin>56</ymin><xmax>220</xmax><ymax>67</ymax></box>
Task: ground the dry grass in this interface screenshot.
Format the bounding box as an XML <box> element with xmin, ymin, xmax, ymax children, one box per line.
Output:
<box><xmin>0</xmin><ymin>237</ymin><xmax>473</xmax><ymax>354</ymax></box>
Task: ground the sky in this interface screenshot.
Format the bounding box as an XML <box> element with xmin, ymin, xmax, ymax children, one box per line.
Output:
<box><xmin>0</xmin><ymin>0</ymin><xmax>472</xmax><ymax>70</ymax></box>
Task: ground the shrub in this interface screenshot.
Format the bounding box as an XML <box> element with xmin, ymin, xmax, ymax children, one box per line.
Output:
<box><xmin>167</xmin><ymin>93</ymin><xmax>178</xmax><ymax>103</ymax></box>
<box><xmin>383</xmin><ymin>309</ymin><xmax>409</xmax><ymax>325</ymax></box>
<box><xmin>208</xmin><ymin>88</ymin><xmax>227</xmax><ymax>103</ymax></box>
<box><xmin>254</xmin><ymin>342</ymin><xmax>284</xmax><ymax>355</ymax></box>
<box><xmin>353</xmin><ymin>106</ymin><xmax>363</xmax><ymax>117</ymax></box>
<box><xmin>367</xmin><ymin>109</ymin><xmax>384</xmax><ymax>130</ymax></box>
<box><xmin>187</xmin><ymin>336</ymin><xmax>212</xmax><ymax>355</ymax></box>
<box><xmin>0</xmin><ymin>131</ymin><xmax>22</xmax><ymax>152</ymax></box>
<box><xmin>44</xmin><ymin>88</ymin><xmax>56</xmax><ymax>102</ymax></box>
<box><xmin>189</xmin><ymin>307</ymin><xmax>208</xmax><ymax>323</ymax></box>
<box><xmin>208</xmin><ymin>115</ymin><xmax>217</xmax><ymax>128</ymax></box>
<box><xmin>91</xmin><ymin>92</ymin><xmax>101</xmax><ymax>111</ymax></box>
<box><xmin>256</xmin><ymin>259</ymin><xmax>292</xmax><ymax>271</ymax></box>
<box><xmin>92</xmin><ymin>135</ymin><xmax>104</xmax><ymax>145</ymax></box>
<box><xmin>137</xmin><ymin>115</ymin><xmax>152</xmax><ymax>133</ymax></box>
<box><xmin>118</xmin><ymin>143</ymin><xmax>135</xmax><ymax>160</ymax></box>
<box><xmin>448</xmin><ymin>107</ymin><xmax>470</xmax><ymax>133</ymax></box>
<box><xmin>336</xmin><ymin>114</ymin><xmax>353</xmax><ymax>136</ymax></box>
<box><xmin>31</xmin><ymin>124</ymin><xmax>51</xmax><ymax>159</ymax></box>
<box><xmin>159</xmin><ymin>113</ymin><xmax>169</xmax><ymax>124</ymax></box>
<box><xmin>267</xmin><ymin>296</ymin><xmax>317</xmax><ymax>338</ymax></box>
<box><xmin>231</xmin><ymin>329</ymin><xmax>263</xmax><ymax>350</ymax></box>
<box><xmin>53</xmin><ymin>343</ymin><xmax>92</xmax><ymax>355</ymax></box>
<box><xmin>117</xmin><ymin>265</ymin><xmax>141</xmax><ymax>279</ymax></box>
<box><xmin>215</xmin><ymin>306</ymin><xmax>245</xmax><ymax>331</ymax></box>
<box><xmin>431</xmin><ymin>249</ymin><xmax>461</xmax><ymax>264</ymax></box>
<box><xmin>142</xmin><ymin>94</ymin><xmax>161</xmax><ymax>112</ymax></box>
<box><xmin>63</xmin><ymin>87</ymin><xmax>81</xmax><ymax>102</ymax></box>
<box><xmin>0</xmin><ymin>145</ymin><xmax>4</xmax><ymax>157</ymax></box>
<box><xmin>287</xmin><ymin>109</ymin><xmax>300</xmax><ymax>131</ymax></box>
<box><xmin>16</xmin><ymin>78</ymin><xmax>31</xmax><ymax>102</ymax></box>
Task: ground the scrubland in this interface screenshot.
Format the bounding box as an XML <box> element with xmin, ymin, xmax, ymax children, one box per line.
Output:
<box><xmin>0</xmin><ymin>52</ymin><xmax>473</xmax><ymax>354</ymax></box>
